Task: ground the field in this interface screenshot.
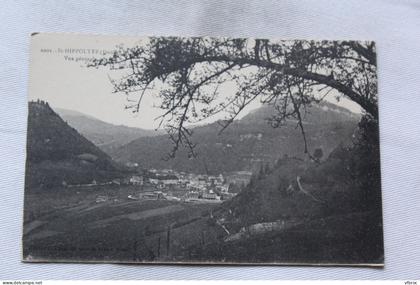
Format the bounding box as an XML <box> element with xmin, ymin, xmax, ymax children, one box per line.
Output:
<box><xmin>22</xmin><ymin>183</ymin><xmax>383</xmax><ymax>264</ymax></box>
<box><xmin>190</xmin><ymin>210</ymin><xmax>384</xmax><ymax>264</ymax></box>
<box><xmin>22</xmin><ymin>185</ymin><xmax>223</xmax><ymax>262</ymax></box>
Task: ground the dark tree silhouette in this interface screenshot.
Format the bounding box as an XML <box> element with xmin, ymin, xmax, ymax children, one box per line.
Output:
<box><xmin>351</xmin><ymin>114</ymin><xmax>382</xmax><ymax>209</ymax></box>
<box><xmin>89</xmin><ymin>37</ymin><xmax>377</xmax><ymax>158</ymax></box>
<box><xmin>313</xmin><ymin>148</ymin><xmax>324</xmax><ymax>162</ymax></box>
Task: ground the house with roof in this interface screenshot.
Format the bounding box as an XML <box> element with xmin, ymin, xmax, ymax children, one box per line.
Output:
<box><xmin>129</xmin><ymin>175</ymin><xmax>143</xmax><ymax>185</ymax></box>
<box><xmin>202</xmin><ymin>192</ymin><xmax>220</xmax><ymax>200</ymax></box>
<box><xmin>148</xmin><ymin>173</ymin><xmax>178</xmax><ymax>186</ymax></box>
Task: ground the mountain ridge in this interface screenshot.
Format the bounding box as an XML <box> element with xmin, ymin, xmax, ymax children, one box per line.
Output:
<box><xmin>111</xmin><ymin>101</ymin><xmax>360</xmax><ymax>174</ymax></box>
<box><xmin>54</xmin><ymin>107</ymin><xmax>164</xmax><ymax>153</ymax></box>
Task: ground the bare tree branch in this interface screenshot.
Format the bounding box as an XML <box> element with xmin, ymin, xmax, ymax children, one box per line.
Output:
<box><xmin>89</xmin><ymin>38</ymin><xmax>377</xmax><ymax>159</ymax></box>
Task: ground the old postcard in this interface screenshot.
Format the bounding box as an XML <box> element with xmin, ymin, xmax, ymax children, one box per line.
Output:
<box><xmin>23</xmin><ymin>33</ymin><xmax>383</xmax><ymax>265</ymax></box>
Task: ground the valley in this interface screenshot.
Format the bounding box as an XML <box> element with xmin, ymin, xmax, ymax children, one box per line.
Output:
<box><xmin>23</xmin><ymin>99</ymin><xmax>382</xmax><ymax>264</ymax></box>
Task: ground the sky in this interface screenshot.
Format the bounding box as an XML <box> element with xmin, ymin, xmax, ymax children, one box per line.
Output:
<box><xmin>28</xmin><ymin>33</ymin><xmax>363</xmax><ymax>129</ymax></box>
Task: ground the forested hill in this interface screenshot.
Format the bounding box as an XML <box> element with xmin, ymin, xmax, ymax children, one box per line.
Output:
<box><xmin>25</xmin><ymin>101</ymin><xmax>123</xmax><ymax>189</ymax></box>
<box><xmin>111</xmin><ymin>101</ymin><xmax>361</xmax><ymax>174</ymax></box>
<box><xmin>194</xmin><ymin>145</ymin><xmax>383</xmax><ymax>264</ymax></box>
<box><xmin>240</xmin><ymin>100</ymin><xmax>360</xmax><ymax>125</ymax></box>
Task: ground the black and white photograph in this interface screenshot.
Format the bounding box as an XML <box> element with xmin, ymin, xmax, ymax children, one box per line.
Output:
<box><xmin>22</xmin><ymin>33</ymin><xmax>383</xmax><ymax>265</ymax></box>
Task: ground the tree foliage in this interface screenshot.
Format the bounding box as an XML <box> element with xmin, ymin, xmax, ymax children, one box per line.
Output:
<box><xmin>313</xmin><ymin>148</ymin><xmax>324</xmax><ymax>162</ymax></box>
<box><xmin>89</xmin><ymin>37</ymin><xmax>377</xmax><ymax>158</ymax></box>
<box><xmin>350</xmin><ymin>114</ymin><xmax>382</xmax><ymax>209</ymax></box>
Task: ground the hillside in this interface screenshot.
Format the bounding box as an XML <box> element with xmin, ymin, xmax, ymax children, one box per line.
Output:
<box><xmin>55</xmin><ymin>107</ymin><xmax>163</xmax><ymax>154</ymax></box>
<box><xmin>189</xmin><ymin>145</ymin><xmax>383</xmax><ymax>264</ymax></box>
<box><xmin>111</xmin><ymin>101</ymin><xmax>361</xmax><ymax>174</ymax></box>
<box><xmin>25</xmin><ymin>101</ymin><xmax>123</xmax><ymax>190</ymax></box>
<box><xmin>221</xmin><ymin>148</ymin><xmax>358</xmax><ymax>228</ymax></box>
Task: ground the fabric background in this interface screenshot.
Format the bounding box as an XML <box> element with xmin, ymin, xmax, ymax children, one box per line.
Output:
<box><xmin>1</xmin><ymin>0</ymin><xmax>420</xmax><ymax>280</ymax></box>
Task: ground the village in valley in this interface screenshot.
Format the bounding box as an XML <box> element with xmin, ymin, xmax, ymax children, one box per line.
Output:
<box><xmin>68</xmin><ymin>164</ymin><xmax>252</xmax><ymax>205</ymax></box>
